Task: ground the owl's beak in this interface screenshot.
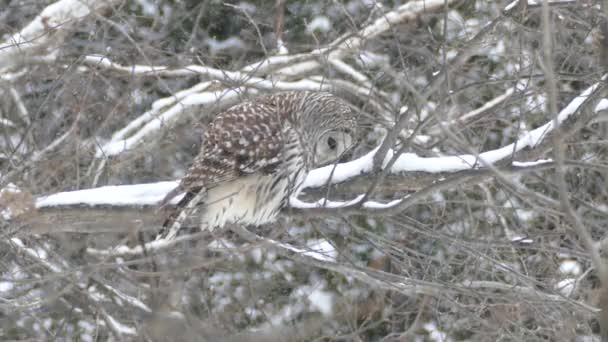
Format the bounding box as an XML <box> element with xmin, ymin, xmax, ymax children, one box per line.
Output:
<box><xmin>338</xmin><ymin>149</ymin><xmax>354</xmax><ymax>163</ymax></box>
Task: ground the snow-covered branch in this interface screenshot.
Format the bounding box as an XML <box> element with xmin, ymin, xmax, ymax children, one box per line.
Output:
<box><xmin>90</xmin><ymin>0</ymin><xmax>459</xmax><ymax>160</ymax></box>
<box><xmin>35</xmin><ymin>80</ymin><xmax>605</xmax><ymax>209</ymax></box>
<box><xmin>32</xmin><ymin>153</ymin><xmax>551</xmax><ymax>212</ymax></box>
<box><xmin>305</xmin><ymin>81</ymin><xmax>604</xmax><ymax>188</ymax></box>
<box><xmin>94</xmin><ymin>78</ymin><xmax>338</xmax><ymax>157</ymax></box>
<box><xmin>16</xmin><ymin>79</ymin><xmax>602</xmax><ymax>239</ymax></box>
<box><xmin>0</xmin><ymin>0</ymin><xmax>120</xmax><ymax>70</ymax></box>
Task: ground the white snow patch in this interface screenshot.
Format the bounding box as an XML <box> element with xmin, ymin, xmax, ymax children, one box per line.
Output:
<box><xmin>250</xmin><ymin>247</ymin><xmax>263</xmax><ymax>264</ymax></box>
<box><xmin>237</xmin><ymin>1</ymin><xmax>256</xmax><ymax>14</ymax></box>
<box><xmin>276</xmin><ymin>239</ymin><xmax>336</xmax><ymax>262</ymax></box>
<box><xmin>2</xmin><ymin>183</ymin><xmax>21</xmax><ymax>194</ymax></box>
<box><xmin>290</xmin><ymin>195</ymin><xmax>365</xmax><ymax>209</ymax></box>
<box><xmin>555</xmin><ymin>278</ymin><xmax>577</xmax><ymax>297</ymax></box>
<box><xmin>595</xmin><ymin>99</ymin><xmax>608</xmax><ymax>112</ymax></box>
<box><xmin>134</xmin><ymin>0</ymin><xmax>157</xmax><ymax>15</ymax></box>
<box><xmin>306</xmin><ymin>16</ymin><xmax>332</xmax><ymax>33</ymax></box>
<box><xmin>36</xmin><ymin>181</ymin><xmax>179</xmax><ymax>207</ymax></box>
<box><xmin>0</xmin><ymin>281</ymin><xmax>13</xmax><ymax>292</ymax></box>
<box><xmin>356</xmin><ymin>50</ymin><xmax>390</xmax><ymax>68</ymax></box>
<box><xmin>303</xmin><ymin>147</ymin><xmax>381</xmax><ymax>188</ymax></box>
<box><xmin>306</xmin><ymin>239</ymin><xmax>337</xmax><ymax>261</ymax></box>
<box><xmin>424</xmin><ymin>321</ymin><xmax>451</xmax><ymax>342</ymax></box>
<box><xmin>0</xmin><ymin>183</ymin><xmax>24</xmax><ymax>219</ymax></box>
<box><xmin>559</xmin><ymin>260</ymin><xmax>582</xmax><ymax>276</ymax></box>
<box><xmin>206</xmin><ymin>37</ymin><xmax>245</xmax><ymax>55</ymax></box>
<box><xmin>512</xmin><ymin>159</ymin><xmax>552</xmax><ymax>167</ymax></box>
<box><xmin>0</xmin><ymin>118</ymin><xmax>15</xmax><ymax>128</ymax></box>
<box><xmin>414</xmin><ymin>134</ymin><xmax>431</xmax><ymax>144</ymax></box>
<box><xmin>270</xmin><ymin>302</ymin><xmax>305</xmax><ymax>326</ymax></box>
<box><xmin>34</xmin><ymin>248</ymin><xmax>48</xmax><ymax>260</ymax></box>
<box><xmin>527</xmin><ymin>0</ymin><xmax>580</xmax><ymax>5</ymax></box>
<box><xmin>307</xmin><ymin>288</ymin><xmax>333</xmax><ymax>316</ymax></box>
<box><xmin>131</xmin><ymin>88</ymin><xmax>145</xmax><ymax>105</ymax></box>
<box><xmin>276</xmin><ymin>38</ymin><xmax>289</xmax><ymax>55</ymax></box>
<box><xmin>1</xmin><ymin>208</ymin><xmax>10</xmax><ymax>220</ymax></box>
<box><xmin>209</xmin><ymin>272</ymin><xmax>231</xmax><ymax>285</ymax></box>
<box><xmin>105</xmin><ymin>314</ymin><xmax>137</xmax><ymax>335</ymax></box>
<box><xmin>287</xmin><ymin>225</ymin><xmax>310</xmax><ymax>236</ymax></box>
<box><xmin>446</xmin><ymin>49</ymin><xmax>458</xmax><ymax>61</ymax></box>
<box><xmin>245</xmin><ymin>307</ymin><xmax>262</xmax><ymax>320</ymax></box>
<box><xmin>504</xmin><ymin>0</ymin><xmax>519</xmax><ymax>11</ymax></box>
<box><xmin>465</xmin><ymin>18</ymin><xmax>480</xmax><ymax>36</ymax></box>
<box><xmin>87</xmin><ymin>286</ymin><xmax>107</xmax><ymax>302</ymax></box>
<box><xmin>489</xmin><ymin>40</ymin><xmax>506</xmax><ymax>62</ymax></box>
<box><xmin>515</xmin><ymin>209</ymin><xmax>535</xmax><ymax>222</ymax></box>
<box><xmin>510</xmin><ymin>235</ymin><xmax>533</xmax><ymax>244</ymax></box>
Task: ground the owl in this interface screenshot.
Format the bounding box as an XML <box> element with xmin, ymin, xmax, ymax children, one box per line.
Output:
<box><xmin>156</xmin><ymin>91</ymin><xmax>357</xmax><ymax>241</ymax></box>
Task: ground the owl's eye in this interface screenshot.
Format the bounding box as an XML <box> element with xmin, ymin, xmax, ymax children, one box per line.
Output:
<box><xmin>327</xmin><ymin>137</ymin><xmax>337</xmax><ymax>150</ymax></box>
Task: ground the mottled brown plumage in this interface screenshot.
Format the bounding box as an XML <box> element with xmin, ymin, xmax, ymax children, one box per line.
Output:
<box><xmin>156</xmin><ymin>91</ymin><xmax>357</xmax><ymax>241</ymax></box>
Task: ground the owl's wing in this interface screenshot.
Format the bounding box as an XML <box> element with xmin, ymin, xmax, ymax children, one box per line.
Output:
<box><xmin>180</xmin><ymin>101</ymin><xmax>287</xmax><ymax>191</ymax></box>
<box><xmin>156</xmin><ymin>101</ymin><xmax>288</xmax><ymax>240</ymax></box>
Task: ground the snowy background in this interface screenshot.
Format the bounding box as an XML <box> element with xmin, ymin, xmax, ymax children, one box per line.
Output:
<box><xmin>1</xmin><ymin>0</ymin><xmax>607</xmax><ymax>340</ymax></box>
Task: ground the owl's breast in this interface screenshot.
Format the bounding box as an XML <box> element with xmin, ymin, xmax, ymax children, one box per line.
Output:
<box><xmin>199</xmin><ymin>129</ymin><xmax>308</xmax><ymax>230</ymax></box>
<box><xmin>201</xmin><ymin>171</ymin><xmax>302</xmax><ymax>230</ymax></box>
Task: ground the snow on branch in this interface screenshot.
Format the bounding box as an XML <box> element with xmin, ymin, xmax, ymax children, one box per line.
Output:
<box><xmin>36</xmin><ymin>181</ymin><xmax>179</xmax><ymax>207</ymax></box>
<box><xmin>96</xmin><ymin>87</ymin><xmax>244</xmax><ymax>157</ymax></box>
<box><xmin>83</xmin><ymin>54</ymin><xmax>255</xmax><ymax>78</ymax></box>
<box><xmin>305</xmin><ymin>81</ymin><xmax>602</xmax><ymax>188</ymax></box>
<box><xmin>24</xmin><ymin>159</ymin><xmax>555</xmax><ymax>237</ymax></box>
<box><xmin>94</xmin><ymin>67</ymin><xmax>387</xmax><ymax>158</ymax></box>
<box><xmin>270</xmin><ymin>0</ymin><xmax>461</xmax><ymax>76</ymax></box>
<box><xmin>95</xmin><ymin>78</ymin><xmax>332</xmax><ymax>158</ymax></box>
<box><xmin>504</xmin><ymin>0</ymin><xmax>579</xmax><ymax>11</ymax></box>
<box><xmin>32</xmin><ymin>154</ymin><xmax>546</xmax><ymax>211</ymax></box>
<box><xmin>91</xmin><ymin>0</ymin><xmax>459</xmax><ymax>159</ymax></box>
<box><xmin>35</xmin><ymin>80</ymin><xmax>604</xmax><ymax>213</ymax></box>
<box><xmin>0</xmin><ymin>0</ymin><xmax>120</xmax><ymax>70</ymax></box>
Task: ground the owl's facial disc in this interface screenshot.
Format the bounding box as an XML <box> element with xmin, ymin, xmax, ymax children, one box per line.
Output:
<box><xmin>313</xmin><ymin>130</ymin><xmax>356</xmax><ymax>167</ymax></box>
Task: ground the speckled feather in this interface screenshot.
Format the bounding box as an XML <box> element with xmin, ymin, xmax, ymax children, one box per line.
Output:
<box><xmin>182</xmin><ymin>100</ymin><xmax>286</xmax><ymax>189</ymax></box>
<box><xmin>156</xmin><ymin>91</ymin><xmax>357</xmax><ymax>240</ymax></box>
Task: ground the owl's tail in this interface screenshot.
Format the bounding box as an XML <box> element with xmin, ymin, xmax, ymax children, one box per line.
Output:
<box><xmin>155</xmin><ymin>187</ymin><xmax>204</xmax><ymax>241</ymax></box>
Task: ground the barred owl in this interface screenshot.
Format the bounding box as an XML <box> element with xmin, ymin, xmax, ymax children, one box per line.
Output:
<box><xmin>156</xmin><ymin>91</ymin><xmax>357</xmax><ymax>241</ymax></box>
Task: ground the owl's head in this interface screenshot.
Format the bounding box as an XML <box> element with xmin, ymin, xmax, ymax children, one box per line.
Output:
<box><xmin>298</xmin><ymin>92</ymin><xmax>358</xmax><ymax>167</ymax></box>
<box><xmin>314</xmin><ymin>127</ymin><xmax>357</xmax><ymax>166</ymax></box>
